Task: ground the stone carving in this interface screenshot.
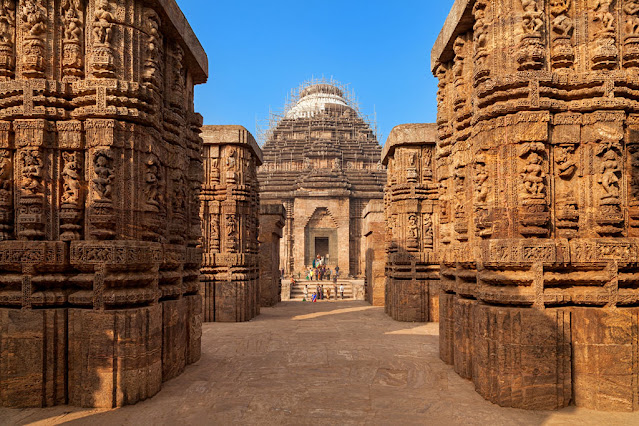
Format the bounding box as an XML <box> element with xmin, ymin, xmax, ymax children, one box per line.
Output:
<box><xmin>20</xmin><ymin>0</ymin><xmax>46</xmax><ymax>78</ymax></box>
<box><xmin>20</xmin><ymin>149</ymin><xmax>42</xmax><ymax>196</ymax></box>
<box><xmin>91</xmin><ymin>149</ymin><xmax>113</xmax><ymax>202</ymax></box>
<box><xmin>60</xmin><ymin>151</ymin><xmax>82</xmax><ymax>241</ymax></box>
<box><xmin>592</xmin><ymin>0</ymin><xmax>619</xmax><ymax>69</ymax></box>
<box><xmin>549</xmin><ymin>0</ymin><xmax>574</xmax><ymax>68</ymax></box>
<box><xmin>431</xmin><ymin>0</ymin><xmax>639</xmax><ymax>412</ymax></box>
<box><xmin>91</xmin><ymin>0</ymin><xmax>115</xmax><ymax>77</ymax></box>
<box><xmin>0</xmin><ymin>0</ymin><xmax>207</xmax><ymax>410</ymax></box>
<box><xmin>0</xmin><ymin>149</ymin><xmax>11</xmax><ymax>240</ymax></box>
<box><xmin>0</xmin><ymin>0</ymin><xmax>15</xmax><ymax>79</ymax></box>
<box><xmin>61</xmin><ymin>0</ymin><xmax>83</xmax><ymax>81</ymax></box>
<box><xmin>383</xmin><ymin>124</ymin><xmax>439</xmax><ymax>322</ymax></box>
<box><xmin>143</xmin><ymin>9</ymin><xmax>162</xmax><ymax>89</ymax></box>
<box><xmin>144</xmin><ymin>155</ymin><xmax>161</xmax><ymax>212</ymax></box>
<box><xmin>518</xmin><ymin>0</ymin><xmax>545</xmax><ymax>70</ymax></box>
<box><xmin>200</xmin><ymin>126</ymin><xmax>261</xmax><ymax>322</ymax></box>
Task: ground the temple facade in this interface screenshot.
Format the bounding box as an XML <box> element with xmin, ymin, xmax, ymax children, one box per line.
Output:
<box><xmin>258</xmin><ymin>81</ymin><xmax>385</xmax><ymax>278</ymax></box>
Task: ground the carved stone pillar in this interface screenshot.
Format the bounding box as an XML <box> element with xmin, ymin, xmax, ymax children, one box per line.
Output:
<box><xmin>200</xmin><ymin>125</ymin><xmax>262</xmax><ymax>322</ymax></box>
<box><xmin>383</xmin><ymin>124</ymin><xmax>440</xmax><ymax>322</ymax></box>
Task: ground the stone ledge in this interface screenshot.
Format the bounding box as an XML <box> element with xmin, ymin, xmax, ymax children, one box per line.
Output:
<box><xmin>201</xmin><ymin>125</ymin><xmax>263</xmax><ymax>165</ymax></box>
<box><xmin>155</xmin><ymin>0</ymin><xmax>208</xmax><ymax>84</ymax></box>
<box><xmin>382</xmin><ymin>123</ymin><xmax>438</xmax><ymax>164</ymax></box>
<box><xmin>430</xmin><ymin>0</ymin><xmax>475</xmax><ymax>73</ymax></box>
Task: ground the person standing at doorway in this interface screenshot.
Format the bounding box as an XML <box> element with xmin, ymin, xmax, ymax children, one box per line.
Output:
<box><xmin>335</xmin><ymin>266</ymin><xmax>340</xmax><ymax>279</ymax></box>
<box><xmin>316</xmin><ymin>284</ymin><xmax>322</xmax><ymax>300</ymax></box>
<box><xmin>339</xmin><ymin>283</ymin><xmax>344</xmax><ymax>299</ymax></box>
<box><xmin>326</xmin><ymin>286</ymin><xmax>332</xmax><ymax>300</ymax></box>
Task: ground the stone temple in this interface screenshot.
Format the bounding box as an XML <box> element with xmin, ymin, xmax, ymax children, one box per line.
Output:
<box><xmin>258</xmin><ymin>81</ymin><xmax>386</xmax><ymax>278</ymax></box>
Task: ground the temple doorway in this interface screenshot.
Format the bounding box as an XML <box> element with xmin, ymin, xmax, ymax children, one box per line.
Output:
<box><xmin>315</xmin><ymin>237</ymin><xmax>329</xmax><ymax>260</ymax></box>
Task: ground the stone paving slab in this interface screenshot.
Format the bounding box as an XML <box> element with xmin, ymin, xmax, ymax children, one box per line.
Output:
<box><xmin>2</xmin><ymin>301</ymin><xmax>639</xmax><ymax>425</ymax></box>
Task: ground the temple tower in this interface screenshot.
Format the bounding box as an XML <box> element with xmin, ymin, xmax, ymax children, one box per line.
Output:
<box><xmin>258</xmin><ymin>80</ymin><xmax>385</xmax><ymax>278</ymax></box>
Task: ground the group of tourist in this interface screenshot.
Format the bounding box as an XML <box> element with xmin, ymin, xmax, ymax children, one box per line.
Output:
<box><xmin>302</xmin><ymin>283</ymin><xmax>344</xmax><ymax>302</ymax></box>
<box><xmin>306</xmin><ymin>254</ymin><xmax>339</xmax><ymax>282</ymax></box>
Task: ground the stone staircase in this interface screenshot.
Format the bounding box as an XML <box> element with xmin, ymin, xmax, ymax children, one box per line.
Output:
<box><xmin>287</xmin><ymin>279</ymin><xmax>362</xmax><ymax>301</ymax></box>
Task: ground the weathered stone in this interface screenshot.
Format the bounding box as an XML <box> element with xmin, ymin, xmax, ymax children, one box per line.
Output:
<box><xmin>432</xmin><ymin>0</ymin><xmax>639</xmax><ymax>412</ymax></box>
<box><xmin>200</xmin><ymin>125</ymin><xmax>262</xmax><ymax>322</ymax></box>
<box><xmin>382</xmin><ymin>124</ymin><xmax>440</xmax><ymax>322</ymax></box>
<box><xmin>0</xmin><ymin>0</ymin><xmax>206</xmax><ymax>409</ymax></box>
<box><xmin>362</xmin><ymin>199</ymin><xmax>385</xmax><ymax>306</ymax></box>
<box><xmin>258</xmin><ymin>203</ymin><xmax>285</xmax><ymax>307</ymax></box>
<box><xmin>258</xmin><ymin>81</ymin><xmax>385</xmax><ymax>280</ymax></box>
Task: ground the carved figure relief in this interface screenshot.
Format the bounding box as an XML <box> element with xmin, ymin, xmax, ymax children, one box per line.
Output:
<box><xmin>0</xmin><ymin>149</ymin><xmax>12</xmax><ymax>240</ymax></box>
<box><xmin>20</xmin><ymin>149</ymin><xmax>42</xmax><ymax>195</ymax></box>
<box><xmin>143</xmin><ymin>9</ymin><xmax>162</xmax><ymax>88</ymax></box>
<box><xmin>624</xmin><ymin>0</ymin><xmax>639</xmax><ymax>66</ymax></box>
<box><xmin>474</xmin><ymin>160</ymin><xmax>489</xmax><ymax>203</ymax></box>
<box><xmin>61</xmin><ymin>152</ymin><xmax>81</xmax><ymax>205</ymax></box>
<box><xmin>91</xmin><ymin>0</ymin><xmax>116</xmax><ymax>77</ymax></box>
<box><xmin>144</xmin><ymin>155</ymin><xmax>161</xmax><ymax>211</ymax></box>
<box><xmin>518</xmin><ymin>0</ymin><xmax>546</xmax><ymax>70</ymax></box>
<box><xmin>20</xmin><ymin>0</ymin><xmax>46</xmax><ymax>77</ymax></box>
<box><xmin>599</xmin><ymin>149</ymin><xmax>621</xmax><ymax>199</ymax></box>
<box><xmin>92</xmin><ymin>149</ymin><xmax>114</xmax><ymax>202</ymax></box>
<box><xmin>549</xmin><ymin>0</ymin><xmax>574</xmax><ymax>68</ymax></box>
<box><xmin>555</xmin><ymin>144</ymin><xmax>577</xmax><ymax>178</ymax></box>
<box><xmin>423</xmin><ymin>214</ymin><xmax>434</xmax><ymax>250</ymax></box>
<box><xmin>591</xmin><ymin>0</ymin><xmax>619</xmax><ymax>69</ymax></box>
<box><xmin>62</xmin><ymin>0</ymin><xmax>83</xmax><ymax>80</ymax></box>
<box><xmin>0</xmin><ymin>0</ymin><xmax>15</xmax><ymax>79</ymax></box>
<box><xmin>93</xmin><ymin>0</ymin><xmax>113</xmax><ymax>45</ymax></box>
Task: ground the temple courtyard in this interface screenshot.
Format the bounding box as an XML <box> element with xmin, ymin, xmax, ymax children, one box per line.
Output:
<box><xmin>0</xmin><ymin>301</ymin><xmax>637</xmax><ymax>426</ymax></box>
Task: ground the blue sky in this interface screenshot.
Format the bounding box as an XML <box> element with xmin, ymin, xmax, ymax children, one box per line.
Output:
<box><xmin>177</xmin><ymin>0</ymin><xmax>455</xmax><ymax>145</ymax></box>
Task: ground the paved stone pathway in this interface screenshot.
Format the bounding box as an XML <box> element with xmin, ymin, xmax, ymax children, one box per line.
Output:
<box><xmin>2</xmin><ymin>301</ymin><xmax>639</xmax><ymax>425</ymax></box>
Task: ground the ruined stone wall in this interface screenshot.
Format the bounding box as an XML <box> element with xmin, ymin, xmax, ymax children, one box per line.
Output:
<box><xmin>433</xmin><ymin>0</ymin><xmax>639</xmax><ymax>412</ymax></box>
<box><xmin>0</xmin><ymin>0</ymin><xmax>207</xmax><ymax>408</ymax></box>
<box><xmin>258</xmin><ymin>203</ymin><xmax>285</xmax><ymax>307</ymax></box>
<box><xmin>362</xmin><ymin>199</ymin><xmax>385</xmax><ymax>306</ymax></box>
<box><xmin>382</xmin><ymin>124</ymin><xmax>439</xmax><ymax>322</ymax></box>
<box><xmin>200</xmin><ymin>125</ymin><xmax>261</xmax><ymax>322</ymax></box>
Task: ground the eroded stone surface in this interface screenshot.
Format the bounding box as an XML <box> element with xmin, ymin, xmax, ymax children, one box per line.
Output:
<box><xmin>1</xmin><ymin>302</ymin><xmax>638</xmax><ymax>425</ymax></box>
<box><xmin>431</xmin><ymin>0</ymin><xmax>639</xmax><ymax>412</ymax></box>
<box><xmin>258</xmin><ymin>203</ymin><xmax>285</xmax><ymax>307</ymax></box>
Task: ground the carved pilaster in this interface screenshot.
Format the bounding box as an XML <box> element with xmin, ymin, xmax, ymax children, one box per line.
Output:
<box><xmin>61</xmin><ymin>0</ymin><xmax>83</xmax><ymax>82</ymax></box>
<box><xmin>550</xmin><ymin>0</ymin><xmax>575</xmax><ymax>69</ymax></box>
<box><xmin>517</xmin><ymin>0</ymin><xmax>546</xmax><ymax>71</ymax></box>
<box><xmin>86</xmin><ymin>119</ymin><xmax>116</xmax><ymax>240</ymax></box>
<box><xmin>90</xmin><ymin>0</ymin><xmax>115</xmax><ymax>78</ymax></box>
<box><xmin>0</xmin><ymin>1</ymin><xmax>16</xmax><ymax>80</ymax></box>
<box><xmin>591</xmin><ymin>0</ymin><xmax>619</xmax><ymax>70</ymax></box>
<box><xmin>19</xmin><ymin>0</ymin><xmax>46</xmax><ymax>79</ymax></box>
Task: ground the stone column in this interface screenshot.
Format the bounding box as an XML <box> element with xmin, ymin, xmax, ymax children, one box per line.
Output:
<box><xmin>362</xmin><ymin>199</ymin><xmax>385</xmax><ymax>306</ymax></box>
<box><xmin>258</xmin><ymin>203</ymin><xmax>285</xmax><ymax>307</ymax></box>
<box><xmin>0</xmin><ymin>0</ymin><xmax>207</xmax><ymax>409</ymax></box>
<box><xmin>432</xmin><ymin>0</ymin><xmax>639</xmax><ymax>412</ymax></box>
<box><xmin>200</xmin><ymin>125</ymin><xmax>262</xmax><ymax>322</ymax></box>
<box><xmin>382</xmin><ymin>124</ymin><xmax>440</xmax><ymax>322</ymax></box>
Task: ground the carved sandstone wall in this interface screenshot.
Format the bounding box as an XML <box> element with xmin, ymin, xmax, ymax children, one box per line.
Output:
<box><xmin>200</xmin><ymin>125</ymin><xmax>262</xmax><ymax>322</ymax></box>
<box><xmin>433</xmin><ymin>0</ymin><xmax>639</xmax><ymax>412</ymax></box>
<box><xmin>382</xmin><ymin>124</ymin><xmax>439</xmax><ymax>322</ymax></box>
<box><xmin>0</xmin><ymin>0</ymin><xmax>207</xmax><ymax>408</ymax></box>
<box><xmin>258</xmin><ymin>203</ymin><xmax>285</xmax><ymax>307</ymax></box>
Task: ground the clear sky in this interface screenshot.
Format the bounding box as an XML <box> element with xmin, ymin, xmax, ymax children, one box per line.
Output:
<box><xmin>177</xmin><ymin>0</ymin><xmax>455</xmax><ymax>145</ymax></box>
